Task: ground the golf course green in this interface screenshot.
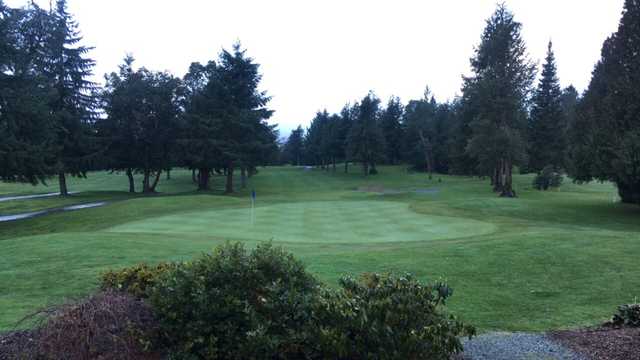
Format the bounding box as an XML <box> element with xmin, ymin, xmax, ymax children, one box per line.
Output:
<box><xmin>1</xmin><ymin>166</ymin><xmax>639</xmax><ymax>332</ymax></box>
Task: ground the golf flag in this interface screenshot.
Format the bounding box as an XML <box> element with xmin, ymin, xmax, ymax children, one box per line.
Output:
<box><xmin>251</xmin><ymin>189</ymin><xmax>256</xmax><ymax>201</ymax></box>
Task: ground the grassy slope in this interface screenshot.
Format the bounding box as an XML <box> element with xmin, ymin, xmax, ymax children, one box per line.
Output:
<box><xmin>1</xmin><ymin>166</ymin><xmax>639</xmax><ymax>332</ymax></box>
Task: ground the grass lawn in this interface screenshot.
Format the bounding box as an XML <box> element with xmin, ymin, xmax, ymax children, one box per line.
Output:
<box><xmin>1</xmin><ymin>166</ymin><xmax>639</xmax><ymax>332</ymax></box>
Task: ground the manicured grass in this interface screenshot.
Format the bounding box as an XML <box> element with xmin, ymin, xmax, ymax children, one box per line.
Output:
<box><xmin>1</xmin><ymin>166</ymin><xmax>639</xmax><ymax>332</ymax></box>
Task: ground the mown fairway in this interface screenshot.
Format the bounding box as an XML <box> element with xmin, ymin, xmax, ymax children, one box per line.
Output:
<box><xmin>1</xmin><ymin>166</ymin><xmax>639</xmax><ymax>332</ymax></box>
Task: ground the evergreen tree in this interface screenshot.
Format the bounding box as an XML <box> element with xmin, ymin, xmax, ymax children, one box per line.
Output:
<box><xmin>180</xmin><ymin>60</ymin><xmax>220</xmax><ymax>190</ymax></box>
<box><xmin>282</xmin><ymin>126</ymin><xmax>304</xmax><ymax>166</ymax></box>
<box><xmin>338</xmin><ymin>103</ymin><xmax>356</xmax><ymax>172</ymax></box>
<box><xmin>44</xmin><ymin>0</ymin><xmax>97</xmax><ymax>196</ymax></box>
<box><xmin>304</xmin><ymin>110</ymin><xmax>330</xmax><ymax>167</ymax></box>
<box><xmin>347</xmin><ymin>92</ymin><xmax>386</xmax><ymax>176</ymax></box>
<box><xmin>403</xmin><ymin>88</ymin><xmax>439</xmax><ymax>178</ymax></box>
<box><xmin>99</xmin><ymin>56</ymin><xmax>181</xmax><ymax>193</ymax></box>
<box><xmin>569</xmin><ymin>0</ymin><xmax>640</xmax><ymax>204</ymax></box>
<box><xmin>380</xmin><ymin>96</ymin><xmax>404</xmax><ymax>165</ymax></box>
<box><xmin>528</xmin><ymin>41</ymin><xmax>566</xmax><ymax>174</ymax></box>
<box><xmin>464</xmin><ymin>4</ymin><xmax>536</xmax><ymax>197</ymax></box>
<box><xmin>182</xmin><ymin>43</ymin><xmax>273</xmax><ymax>193</ymax></box>
<box><xmin>0</xmin><ymin>3</ymin><xmax>56</xmax><ymax>184</ymax></box>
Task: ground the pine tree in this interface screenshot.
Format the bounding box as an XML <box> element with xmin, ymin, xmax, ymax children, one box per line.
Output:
<box><xmin>282</xmin><ymin>126</ymin><xmax>304</xmax><ymax>166</ymax></box>
<box><xmin>180</xmin><ymin>60</ymin><xmax>220</xmax><ymax>191</ymax></box>
<box><xmin>44</xmin><ymin>0</ymin><xmax>97</xmax><ymax>196</ymax></box>
<box><xmin>0</xmin><ymin>3</ymin><xmax>56</xmax><ymax>184</ymax></box>
<box><xmin>568</xmin><ymin>0</ymin><xmax>640</xmax><ymax>205</ymax></box>
<box><xmin>464</xmin><ymin>4</ymin><xmax>536</xmax><ymax>197</ymax></box>
<box><xmin>380</xmin><ymin>96</ymin><xmax>404</xmax><ymax>165</ymax></box>
<box><xmin>304</xmin><ymin>110</ymin><xmax>330</xmax><ymax>167</ymax></box>
<box><xmin>404</xmin><ymin>88</ymin><xmax>439</xmax><ymax>178</ymax></box>
<box><xmin>528</xmin><ymin>41</ymin><xmax>566</xmax><ymax>174</ymax></box>
<box><xmin>99</xmin><ymin>56</ymin><xmax>181</xmax><ymax>193</ymax></box>
<box><xmin>347</xmin><ymin>92</ymin><xmax>386</xmax><ymax>176</ymax></box>
<box><xmin>182</xmin><ymin>43</ymin><xmax>273</xmax><ymax>193</ymax></box>
<box><xmin>338</xmin><ymin>103</ymin><xmax>356</xmax><ymax>173</ymax></box>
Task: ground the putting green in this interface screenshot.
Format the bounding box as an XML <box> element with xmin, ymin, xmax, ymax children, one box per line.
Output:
<box><xmin>108</xmin><ymin>201</ymin><xmax>496</xmax><ymax>244</ymax></box>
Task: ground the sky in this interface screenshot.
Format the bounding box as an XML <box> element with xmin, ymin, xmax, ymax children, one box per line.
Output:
<box><xmin>7</xmin><ymin>0</ymin><xmax>625</xmax><ymax>137</ymax></box>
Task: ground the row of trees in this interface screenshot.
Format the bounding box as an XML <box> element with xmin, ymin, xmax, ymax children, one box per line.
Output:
<box><xmin>283</xmin><ymin>2</ymin><xmax>640</xmax><ymax>205</ymax></box>
<box><xmin>0</xmin><ymin>1</ymin><xmax>278</xmax><ymax>195</ymax></box>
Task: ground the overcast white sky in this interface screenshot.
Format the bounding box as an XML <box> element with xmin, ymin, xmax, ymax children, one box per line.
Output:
<box><xmin>7</xmin><ymin>0</ymin><xmax>625</xmax><ymax>136</ymax></box>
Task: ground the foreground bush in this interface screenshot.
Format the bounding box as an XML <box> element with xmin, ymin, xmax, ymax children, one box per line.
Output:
<box><xmin>149</xmin><ymin>242</ymin><xmax>320</xmax><ymax>359</ymax></box>
<box><xmin>13</xmin><ymin>291</ymin><xmax>161</xmax><ymax>360</ymax></box>
<box><xmin>102</xmin><ymin>242</ymin><xmax>474</xmax><ymax>359</ymax></box>
<box><xmin>312</xmin><ymin>273</ymin><xmax>475</xmax><ymax>359</ymax></box>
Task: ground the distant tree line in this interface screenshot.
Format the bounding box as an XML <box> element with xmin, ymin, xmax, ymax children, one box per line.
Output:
<box><xmin>281</xmin><ymin>2</ymin><xmax>640</xmax><ymax>205</ymax></box>
<box><xmin>0</xmin><ymin>0</ymin><xmax>279</xmax><ymax>195</ymax></box>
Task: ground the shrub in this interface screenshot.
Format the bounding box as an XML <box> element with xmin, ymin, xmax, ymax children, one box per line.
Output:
<box><xmin>18</xmin><ymin>291</ymin><xmax>162</xmax><ymax>360</ymax></box>
<box><xmin>101</xmin><ymin>262</ymin><xmax>175</xmax><ymax>298</ymax></box>
<box><xmin>149</xmin><ymin>242</ymin><xmax>320</xmax><ymax>359</ymax></box>
<box><xmin>310</xmin><ymin>273</ymin><xmax>475</xmax><ymax>360</ymax></box>
<box><xmin>611</xmin><ymin>303</ymin><xmax>640</xmax><ymax>327</ymax></box>
<box><xmin>97</xmin><ymin>243</ymin><xmax>474</xmax><ymax>359</ymax></box>
<box><xmin>533</xmin><ymin>165</ymin><xmax>563</xmax><ymax>190</ymax></box>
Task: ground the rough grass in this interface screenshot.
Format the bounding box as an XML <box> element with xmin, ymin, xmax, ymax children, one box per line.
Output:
<box><xmin>1</xmin><ymin>166</ymin><xmax>639</xmax><ymax>332</ymax></box>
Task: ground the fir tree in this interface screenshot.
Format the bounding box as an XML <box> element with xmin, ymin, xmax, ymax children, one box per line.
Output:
<box><xmin>44</xmin><ymin>0</ymin><xmax>97</xmax><ymax>196</ymax></box>
<box><xmin>464</xmin><ymin>4</ymin><xmax>536</xmax><ymax>197</ymax></box>
<box><xmin>347</xmin><ymin>92</ymin><xmax>386</xmax><ymax>176</ymax></box>
<box><xmin>282</xmin><ymin>126</ymin><xmax>305</xmax><ymax>166</ymax></box>
<box><xmin>380</xmin><ymin>96</ymin><xmax>405</xmax><ymax>165</ymax></box>
<box><xmin>99</xmin><ymin>56</ymin><xmax>181</xmax><ymax>193</ymax></box>
<box><xmin>0</xmin><ymin>4</ymin><xmax>56</xmax><ymax>184</ymax></box>
<box><xmin>182</xmin><ymin>43</ymin><xmax>273</xmax><ymax>193</ymax></box>
<box><xmin>569</xmin><ymin>0</ymin><xmax>640</xmax><ymax>204</ymax></box>
<box><xmin>404</xmin><ymin>88</ymin><xmax>439</xmax><ymax>178</ymax></box>
<box><xmin>180</xmin><ymin>60</ymin><xmax>219</xmax><ymax>191</ymax></box>
<box><xmin>528</xmin><ymin>41</ymin><xmax>566</xmax><ymax>174</ymax></box>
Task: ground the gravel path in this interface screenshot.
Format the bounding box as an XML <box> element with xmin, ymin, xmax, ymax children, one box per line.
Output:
<box><xmin>461</xmin><ymin>332</ymin><xmax>588</xmax><ymax>360</ymax></box>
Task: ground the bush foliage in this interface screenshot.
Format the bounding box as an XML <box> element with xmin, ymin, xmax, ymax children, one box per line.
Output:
<box><xmin>533</xmin><ymin>165</ymin><xmax>563</xmax><ymax>190</ymax></box>
<box><xmin>100</xmin><ymin>242</ymin><xmax>474</xmax><ymax>359</ymax></box>
<box><xmin>101</xmin><ymin>262</ymin><xmax>175</xmax><ymax>298</ymax></box>
<box><xmin>311</xmin><ymin>273</ymin><xmax>475</xmax><ymax>359</ymax></box>
<box><xmin>148</xmin><ymin>242</ymin><xmax>319</xmax><ymax>359</ymax></box>
<box><xmin>611</xmin><ymin>303</ymin><xmax>640</xmax><ymax>327</ymax></box>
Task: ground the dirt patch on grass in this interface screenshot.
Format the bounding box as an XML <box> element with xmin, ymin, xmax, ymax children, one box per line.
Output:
<box><xmin>354</xmin><ymin>186</ymin><xmax>405</xmax><ymax>195</ymax></box>
<box><xmin>549</xmin><ymin>326</ymin><xmax>640</xmax><ymax>360</ymax></box>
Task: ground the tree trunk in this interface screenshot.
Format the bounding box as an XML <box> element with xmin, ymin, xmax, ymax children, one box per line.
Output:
<box><xmin>58</xmin><ymin>172</ymin><xmax>68</xmax><ymax>197</ymax></box>
<box><xmin>126</xmin><ymin>168</ymin><xmax>135</xmax><ymax>193</ymax></box>
<box><xmin>344</xmin><ymin>161</ymin><xmax>349</xmax><ymax>173</ymax></box>
<box><xmin>493</xmin><ymin>161</ymin><xmax>503</xmax><ymax>193</ymax></box>
<box><xmin>192</xmin><ymin>169</ymin><xmax>197</xmax><ymax>183</ymax></box>
<box><xmin>418</xmin><ymin>130</ymin><xmax>433</xmax><ymax>180</ymax></box>
<box><xmin>166</xmin><ymin>169</ymin><xmax>171</xmax><ymax>180</ymax></box>
<box><xmin>142</xmin><ymin>169</ymin><xmax>152</xmax><ymax>194</ymax></box>
<box><xmin>198</xmin><ymin>168</ymin><xmax>210</xmax><ymax>191</ymax></box>
<box><xmin>500</xmin><ymin>158</ymin><xmax>516</xmax><ymax>197</ymax></box>
<box><xmin>363</xmin><ymin>161</ymin><xmax>369</xmax><ymax>177</ymax></box>
<box><xmin>149</xmin><ymin>170</ymin><xmax>162</xmax><ymax>192</ymax></box>
<box><xmin>332</xmin><ymin>157</ymin><xmax>336</xmax><ymax>172</ymax></box>
<box><xmin>225</xmin><ymin>162</ymin><xmax>234</xmax><ymax>193</ymax></box>
<box><xmin>241</xmin><ymin>167</ymin><xmax>247</xmax><ymax>189</ymax></box>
